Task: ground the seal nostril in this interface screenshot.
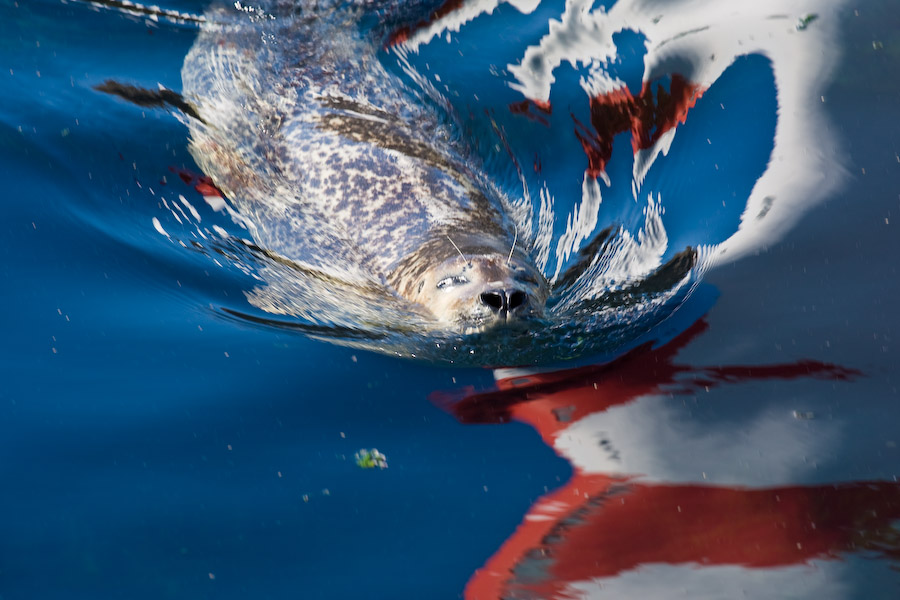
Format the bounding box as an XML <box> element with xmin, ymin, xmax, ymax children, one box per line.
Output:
<box><xmin>480</xmin><ymin>291</ymin><xmax>504</xmax><ymax>312</ymax></box>
<box><xmin>508</xmin><ymin>290</ymin><xmax>527</xmax><ymax>310</ymax></box>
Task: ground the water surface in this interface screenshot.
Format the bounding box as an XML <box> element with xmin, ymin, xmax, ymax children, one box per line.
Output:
<box><xmin>1</xmin><ymin>0</ymin><xmax>899</xmax><ymax>598</ymax></box>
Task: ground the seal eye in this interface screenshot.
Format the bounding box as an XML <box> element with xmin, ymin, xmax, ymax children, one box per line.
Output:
<box><xmin>437</xmin><ymin>276</ymin><xmax>468</xmax><ymax>290</ymax></box>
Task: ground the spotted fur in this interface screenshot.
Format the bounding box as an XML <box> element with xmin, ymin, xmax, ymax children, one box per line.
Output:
<box><xmin>181</xmin><ymin>1</ymin><xmax>549</xmax><ymax>330</ymax></box>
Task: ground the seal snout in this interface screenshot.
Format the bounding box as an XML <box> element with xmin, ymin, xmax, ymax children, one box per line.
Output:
<box><xmin>480</xmin><ymin>288</ymin><xmax>529</xmax><ymax>318</ymax></box>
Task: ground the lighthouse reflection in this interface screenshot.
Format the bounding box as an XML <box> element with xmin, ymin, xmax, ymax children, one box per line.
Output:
<box><xmin>432</xmin><ymin>322</ymin><xmax>900</xmax><ymax>599</ymax></box>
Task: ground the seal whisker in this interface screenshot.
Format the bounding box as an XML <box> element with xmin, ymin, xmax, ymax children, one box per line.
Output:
<box><xmin>507</xmin><ymin>225</ymin><xmax>518</xmax><ymax>265</ymax></box>
<box><xmin>447</xmin><ymin>235</ymin><xmax>469</xmax><ymax>265</ymax></box>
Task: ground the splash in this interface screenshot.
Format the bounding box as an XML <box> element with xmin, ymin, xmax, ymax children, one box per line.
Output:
<box><xmin>139</xmin><ymin>0</ymin><xmax>850</xmax><ymax>366</ymax></box>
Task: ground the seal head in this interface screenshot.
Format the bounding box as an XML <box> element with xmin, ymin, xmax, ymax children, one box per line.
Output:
<box><xmin>389</xmin><ymin>234</ymin><xmax>550</xmax><ymax>333</ymax></box>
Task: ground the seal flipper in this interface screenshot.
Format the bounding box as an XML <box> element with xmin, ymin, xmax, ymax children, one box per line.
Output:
<box><xmin>94</xmin><ymin>80</ymin><xmax>204</xmax><ymax>123</ymax></box>
<box><xmin>553</xmin><ymin>225</ymin><xmax>618</xmax><ymax>292</ymax></box>
<box><xmin>573</xmin><ymin>246</ymin><xmax>698</xmax><ymax>314</ymax></box>
<box><xmin>628</xmin><ymin>247</ymin><xmax>697</xmax><ymax>297</ymax></box>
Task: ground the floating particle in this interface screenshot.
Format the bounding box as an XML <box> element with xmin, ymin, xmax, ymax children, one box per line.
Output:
<box><xmin>796</xmin><ymin>14</ymin><xmax>818</xmax><ymax>30</ymax></box>
<box><xmin>354</xmin><ymin>448</ymin><xmax>388</xmax><ymax>469</ymax></box>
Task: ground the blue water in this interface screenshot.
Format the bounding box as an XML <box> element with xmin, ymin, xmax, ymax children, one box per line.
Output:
<box><xmin>2</xmin><ymin>0</ymin><xmax>900</xmax><ymax>598</ymax></box>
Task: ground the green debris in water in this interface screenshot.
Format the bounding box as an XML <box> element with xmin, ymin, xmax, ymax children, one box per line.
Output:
<box><xmin>355</xmin><ymin>448</ymin><xmax>388</xmax><ymax>469</ymax></box>
<box><xmin>796</xmin><ymin>14</ymin><xmax>818</xmax><ymax>31</ymax></box>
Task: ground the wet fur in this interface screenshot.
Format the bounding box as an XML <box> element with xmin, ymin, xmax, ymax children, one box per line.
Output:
<box><xmin>178</xmin><ymin>1</ymin><xmax>549</xmax><ymax>330</ymax></box>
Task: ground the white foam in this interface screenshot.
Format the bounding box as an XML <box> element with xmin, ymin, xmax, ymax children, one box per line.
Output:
<box><xmin>552</xmin><ymin>174</ymin><xmax>603</xmax><ymax>281</ymax></box>
<box><xmin>178</xmin><ymin>194</ymin><xmax>202</xmax><ymax>221</ymax></box>
<box><xmin>151</xmin><ymin>217</ymin><xmax>169</xmax><ymax>237</ymax></box>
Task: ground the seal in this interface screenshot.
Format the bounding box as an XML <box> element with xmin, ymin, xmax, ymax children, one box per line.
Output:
<box><xmin>178</xmin><ymin>0</ymin><xmax>550</xmax><ymax>334</ymax></box>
